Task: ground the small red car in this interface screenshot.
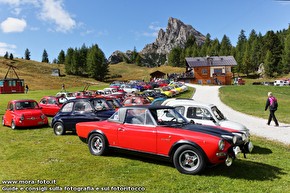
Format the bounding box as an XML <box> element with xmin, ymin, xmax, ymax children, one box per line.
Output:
<box><xmin>2</xmin><ymin>99</ymin><xmax>48</xmax><ymax>129</ymax></box>
<box><xmin>122</xmin><ymin>96</ymin><xmax>151</xmax><ymax>106</ymax></box>
<box><xmin>76</xmin><ymin>106</ymin><xmax>253</xmax><ymax>175</ymax></box>
<box><xmin>39</xmin><ymin>96</ymin><xmax>68</xmax><ymax>116</ymax></box>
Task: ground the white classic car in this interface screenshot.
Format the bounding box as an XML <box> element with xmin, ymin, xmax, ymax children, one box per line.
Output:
<box><xmin>161</xmin><ymin>98</ymin><xmax>249</xmax><ymax>134</ymax></box>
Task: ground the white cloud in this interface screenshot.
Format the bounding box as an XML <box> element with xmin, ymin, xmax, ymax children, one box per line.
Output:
<box><xmin>0</xmin><ymin>17</ymin><xmax>27</xmax><ymax>33</ymax></box>
<box><xmin>0</xmin><ymin>0</ymin><xmax>76</xmax><ymax>33</ymax></box>
<box><xmin>0</xmin><ymin>42</ymin><xmax>17</xmax><ymax>56</ymax></box>
<box><xmin>0</xmin><ymin>0</ymin><xmax>39</xmax><ymax>7</ymax></box>
<box><xmin>39</xmin><ymin>0</ymin><xmax>76</xmax><ymax>32</ymax></box>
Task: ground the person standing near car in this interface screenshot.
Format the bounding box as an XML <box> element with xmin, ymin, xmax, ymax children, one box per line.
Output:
<box><xmin>265</xmin><ymin>92</ymin><xmax>279</xmax><ymax>126</ymax></box>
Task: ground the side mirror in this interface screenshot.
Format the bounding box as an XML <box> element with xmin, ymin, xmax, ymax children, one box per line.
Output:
<box><xmin>210</xmin><ymin>117</ymin><xmax>216</xmax><ymax>123</ymax></box>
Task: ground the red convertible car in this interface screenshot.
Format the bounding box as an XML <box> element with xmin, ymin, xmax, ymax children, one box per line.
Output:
<box><xmin>2</xmin><ymin>99</ymin><xmax>48</xmax><ymax>129</ymax></box>
<box><xmin>76</xmin><ymin>106</ymin><xmax>253</xmax><ymax>175</ymax></box>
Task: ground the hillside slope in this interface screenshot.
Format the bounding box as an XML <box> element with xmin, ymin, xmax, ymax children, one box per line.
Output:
<box><xmin>0</xmin><ymin>58</ymin><xmax>103</xmax><ymax>91</ymax></box>
<box><xmin>0</xmin><ymin>58</ymin><xmax>186</xmax><ymax>90</ymax></box>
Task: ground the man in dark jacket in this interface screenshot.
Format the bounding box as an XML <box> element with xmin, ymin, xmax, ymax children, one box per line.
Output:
<box><xmin>265</xmin><ymin>92</ymin><xmax>279</xmax><ymax>126</ymax></box>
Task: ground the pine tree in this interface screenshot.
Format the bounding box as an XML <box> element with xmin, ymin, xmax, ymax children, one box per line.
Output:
<box><xmin>263</xmin><ymin>31</ymin><xmax>282</xmax><ymax>74</ymax></box>
<box><xmin>168</xmin><ymin>47</ymin><xmax>182</xmax><ymax>67</ymax></box>
<box><xmin>281</xmin><ymin>30</ymin><xmax>290</xmax><ymax>74</ymax></box>
<box><xmin>219</xmin><ymin>35</ymin><xmax>232</xmax><ymax>56</ymax></box>
<box><xmin>264</xmin><ymin>50</ymin><xmax>275</xmax><ymax>77</ymax></box>
<box><xmin>24</xmin><ymin>48</ymin><xmax>31</xmax><ymax>60</ymax></box>
<box><xmin>87</xmin><ymin>44</ymin><xmax>108</xmax><ymax>81</ymax></box>
<box><xmin>208</xmin><ymin>38</ymin><xmax>220</xmax><ymax>56</ymax></box>
<box><xmin>4</xmin><ymin>51</ymin><xmax>8</xmax><ymax>59</ymax></box>
<box><xmin>42</xmin><ymin>49</ymin><xmax>49</xmax><ymax>63</ymax></box>
<box><xmin>57</xmin><ymin>50</ymin><xmax>65</xmax><ymax>64</ymax></box>
<box><xmin>9</xmin><ymin>53</ymin><xmax>14</xmax><ymax>60</ymax></box>
<box><xmin>71</xmin><ymin>48</ymin><xmax>81</xmax><ymax>75</ymax></box>
<box><xmin>242</xmin><ymin>42</ymin><xmax>252</xmax><ymax>75</ymax></box>
<box><xmin>235</xmin><ymin>30</ymin><xmax>247</xmax><ymax>72</ymax></box>
<box><xmin>79</xmin><ymin>44</ymin><xmax>88</xmax><ymax>73</ymax></box>
<box><xmin>65</xmin><ymin>48</ymin><xmax>74</xmax><ymax>74</ymax></box>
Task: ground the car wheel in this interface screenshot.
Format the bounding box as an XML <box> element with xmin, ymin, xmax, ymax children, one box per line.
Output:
<box><xmin>88</xmin><ymin>133</ymin><xmax>107</xmax><ymax>156</ymax></box>
<box><xmin>173</xmin><ymin>145</ymin><xmax>205</xmax><ymax>175</ymax></box>
<box><xmin>53</xmin><ymin>122</ymin><xmax>65</xmax><ymax>135</ymax></box>
<box><xmin>11</xmin><ymin>120</ymin><xmax>16</xmax><ymax>130</ymax></box>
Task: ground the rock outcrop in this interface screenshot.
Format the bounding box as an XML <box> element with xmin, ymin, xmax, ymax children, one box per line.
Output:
<box><xmin>140</xmin><ymin>17</ymin><xmax>206</xmax><ymax>55</ymax></box>
<box><xmin>108</xmin><ymin>17</ymin><xmax>206</xmax><ymax>66</ymax></box>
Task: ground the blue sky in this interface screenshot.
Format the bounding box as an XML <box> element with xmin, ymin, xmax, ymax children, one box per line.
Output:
<box><xmin>0</xmin><ymin>0</ymin><xmax>289</xmax><ymax>62</ymax></box>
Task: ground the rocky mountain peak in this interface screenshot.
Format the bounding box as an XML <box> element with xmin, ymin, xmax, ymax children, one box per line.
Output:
<box><xmin>140</xmin><ymin>17</ymin><xmax>206</xmax><ymax>55</ymax></box>
<box><xmin>108</xmin><ymin>17</ymin><xmax>206</xmax><ymax>66</ymax></box>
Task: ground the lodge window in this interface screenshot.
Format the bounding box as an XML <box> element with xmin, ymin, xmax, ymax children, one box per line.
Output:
<box><xmin>214</xmin><ymin>68</ymin><xmax>223</xmax><ymax>75</ymax></box>
<box><xmin>202</xmin><ymin>68</ymin><xmax>208</xmax><ymax>75</ymax></box>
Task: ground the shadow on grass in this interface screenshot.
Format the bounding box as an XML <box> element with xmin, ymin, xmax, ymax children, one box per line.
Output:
<box><xmin>105</xmin><ymin>149</ymin><xmax>285</xmax><ymax>181</ymax></box>
<box><xmin>203</xmin><ymin>160</ymin><xmax>286</xmax><ymax>181</ymax></box>
<box><xmin>251</xmin><ymin>145</ymin><xmax>273</xmax><ymax>154</ymax></box>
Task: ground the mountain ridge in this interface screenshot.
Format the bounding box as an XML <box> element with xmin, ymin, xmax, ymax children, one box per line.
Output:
<box><xmin>108</xmin><ymin>17</ymin><xmax>206</xmax><ymax>65</ymax></box>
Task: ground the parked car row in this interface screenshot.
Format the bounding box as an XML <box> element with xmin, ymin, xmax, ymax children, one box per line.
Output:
<box><xmin>252</xmin><ymin>79</ymin><xmax>290</xmax><ymax>86</ymax></box>
<box><xmin>1</xmin><ymin>81</ymin><xmax>254</xmax><ymax>175</ymax></box>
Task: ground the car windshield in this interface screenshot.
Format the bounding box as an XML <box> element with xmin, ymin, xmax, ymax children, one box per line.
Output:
<box><xmin>151</xmin><ymin>108</ymin><xmax>189</xmax><ymax>126</ymax></box>
<box><xmin>16</xmin><ymin>101</ymin><xmax>38</xmax><ymax>110</ymax></box>
<box><xmin>91</xmin><ymin>99</ymin><xmax>112</xmax><ymax>111</ymax></box>
<box><xmin>211</xmin><ymin>106</ymin><xmax>225</xmax><ymax>120</ymax></box>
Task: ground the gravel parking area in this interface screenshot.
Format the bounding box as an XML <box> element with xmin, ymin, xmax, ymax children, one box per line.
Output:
<box><xmin>187</xmin><ymin>84</ymin><xmax>290</xmax><ymax>145</ymax></box>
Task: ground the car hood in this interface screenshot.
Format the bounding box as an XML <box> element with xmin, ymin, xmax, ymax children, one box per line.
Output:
<box><xmin>17</xmin><ymin>109</ymin><xmax>44</xmax><ymax>117</ymax></box>
<box><xmin>182</xmin><ymin>124</ymin><xmax>236</xmax><ymax>139</ymax></box>
<box><xmin>219</xmin><ymin>120</ymin><xmax>249</xmax><ymax>132</ymax></box>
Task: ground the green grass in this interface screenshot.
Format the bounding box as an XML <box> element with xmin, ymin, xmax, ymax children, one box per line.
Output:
<box><xmin>1</xmin><ymin>128</ymin><xmax>289</xmax><ymax>193</ymax></box>
<box><xmin>219</xmin><ymin>85</ymin><xmax>290</xmax><ymax>124</ymax></box>
<box><xmin>1</xmin><ymin>86</ymin><xmax>290</xmax><ymax>193</ymax></box>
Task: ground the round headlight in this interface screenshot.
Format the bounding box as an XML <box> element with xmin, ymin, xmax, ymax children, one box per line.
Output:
<box><xmin>218</xmin><ymin>139</ymin><xmax>225</xmax><ymax>151</ymax></box>
<box><xmin>20</xmin><ymin>114</ymin><xmax>25</xmax><ymax>121</ymax></box>
<box><xmin>242</xmin><ymin>133</ymin><xmax>247</xmax><ymax>141</ymax></box>
<box><xmin>232</xmin><ymin>136</ymin><xmax>237</xmax><ymax>144</ymax></box>
<box><xmin>41</xmin><ymin>114</ymin><xmax>46</xmax><ymax>120</ymax></box>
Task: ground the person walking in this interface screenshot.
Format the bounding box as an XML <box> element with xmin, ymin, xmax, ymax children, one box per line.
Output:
<box><xmin>265</xmin><ymin>92</ymin><xmax>279</xmax><ymax>126</ymax></box>
<box><xmin>25</xmin><ymin>84</ymin><xmax>29</xmax><ymax>94</ymax></box>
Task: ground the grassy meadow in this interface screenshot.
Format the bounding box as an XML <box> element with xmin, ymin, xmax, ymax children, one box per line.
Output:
<box><xmin>219</xmin><ymin>85</ymin><xmax>290</xmax><ymax>124</ymax></box>
<box><xmin>1</xmin><ymin>58</ymin><xmax>290</xmax><ymax>192</ymax></box>
<box><xmin>0</xmin><ymin>88</ymin><xmax>289</xmax><ymax>193</ymax></box>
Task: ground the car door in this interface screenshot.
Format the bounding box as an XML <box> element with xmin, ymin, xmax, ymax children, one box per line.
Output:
<box><xmin>69</xmin><ymin>101</ymin><xmax>99</xmax><ymax>129</ymax></box>
<box><xmin>117</xmin><ymin>109</ymin><xmax>157</xmax><ymax>153</ymax></box>
<box><xmin>56</xmin><ymin>101</ymin><xmax>74</xmax><ymax>129</ymax></box>
<box><xmin>46</xmin><ymin>97</ymin><xmax>61</xmax><ymax>116</ymax></box>
<box><xmin>4</xmin><ymin>102</ymin><xmax>14</xmax><ymax>126</ymax></box>
<box><xmin>176</xmin><ymin>106</ymin><xmax>217</xmax><ymax>126</ymax></box>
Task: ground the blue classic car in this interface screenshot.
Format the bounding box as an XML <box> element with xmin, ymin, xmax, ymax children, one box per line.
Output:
<box><xmin>51</xmin><ymin>98</ymin><xmax>115</xmax><ymax>135</ymax></box>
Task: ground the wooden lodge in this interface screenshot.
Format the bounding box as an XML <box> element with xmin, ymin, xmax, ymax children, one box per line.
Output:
<box><xmin>184</xmin><ymin>56</ymin><xmax>237</xmax><ymax>85</ymax></box>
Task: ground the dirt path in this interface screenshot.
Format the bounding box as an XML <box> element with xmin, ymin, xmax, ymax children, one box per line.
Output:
<box><xmin>187</xmin><ymin>84</ymin><xmax>290</xmax><ymax>145</ymax></box>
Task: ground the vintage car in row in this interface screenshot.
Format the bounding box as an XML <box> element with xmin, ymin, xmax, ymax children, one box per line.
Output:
<box><xmin>76</xmin><ymin>106</ymin><xmax>253</xmax><ymax>175</ymax></box>
<box><xmin>2</xmin><ymin>99</ymin><xmax>48</xmax><ymax>129</ymax></box>
<box><xmin>55</xmin><ymin>91</ymin><xmax>76</xmax><ymax>100</ymax></box>
<box><xmin>51</xmin><ymin>98</ymin><xmax>115</xmax><ymax>135</ymax></box>
<box><xmin>161</xmin><ymin>98</ymin><xmax>249</xmax><ymax>135</ymax></box>
<box><xmin>122</xmin><ymin>96</ymin><xmax>151</xmax><ymax>106</ymax></box>
<box><xmin>39</xmin><ymin>96</ymin><xmax>68</xmax><ymax>116</ymax></box>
